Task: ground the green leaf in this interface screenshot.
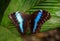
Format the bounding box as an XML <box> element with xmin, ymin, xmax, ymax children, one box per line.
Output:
<box><xmin>0</xmin><ymin>26</ymin><xmax>23</xmax><ymax>41</ymax></box>
<box><xmin>0</xmin><ymin>0</ymin><xmax>10</xmax><ymax>24</ymax></box>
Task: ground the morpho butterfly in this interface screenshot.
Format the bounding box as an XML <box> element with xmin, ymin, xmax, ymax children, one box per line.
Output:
<box><xmin>9</xmin><ymin>11</ymin><xmax>30</xmax><ymax>34</ymax></box>
<box><xmin>9</xmin><ymin>10</ymin><xmax>51</xmax><ymax>34</ymax></box>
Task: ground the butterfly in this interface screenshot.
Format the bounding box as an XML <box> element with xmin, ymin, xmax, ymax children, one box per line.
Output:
<box><xmin>9</xmin><ymin>10</ymin><xmax>51</xmax><ymax>34</ymax></box>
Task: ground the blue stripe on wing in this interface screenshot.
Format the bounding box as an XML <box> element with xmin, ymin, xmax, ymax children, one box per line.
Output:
<box><xmin>33</xmin><ymin>10</ymin><xmax>43</xmax><ymax>32</ymax></box>
<box><xmin>15</xmin><ymin>11</ymin><xmax>24</xmax><ymax>33</ymax></box>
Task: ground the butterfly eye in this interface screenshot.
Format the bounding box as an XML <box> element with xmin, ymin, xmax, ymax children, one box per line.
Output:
<box><xmin>30</xmin><ymin>10</ymin><xmax>51</xmax><ymax>34</ymax></box>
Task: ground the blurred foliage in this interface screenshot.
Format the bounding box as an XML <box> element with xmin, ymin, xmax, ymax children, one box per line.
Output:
<box><xmin>0</xmin><ymin>0</ymin><xmax>10</xmax><ymax>24</ymax></box>
<box><xmin>0</xmin><ymin>0</ymin><xmax>60</xmax><ymax>41</ymax></box>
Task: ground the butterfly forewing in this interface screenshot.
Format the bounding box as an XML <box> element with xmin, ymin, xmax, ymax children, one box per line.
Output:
<box><xmin>9</xmin><ymin>11</ymin><xmax>30</xmax><ymax>34</ymax></box>
<box><xmin>30</xmin><ymin>10</ymin><xmax>51</xmax><ymax>34</ymax></box>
